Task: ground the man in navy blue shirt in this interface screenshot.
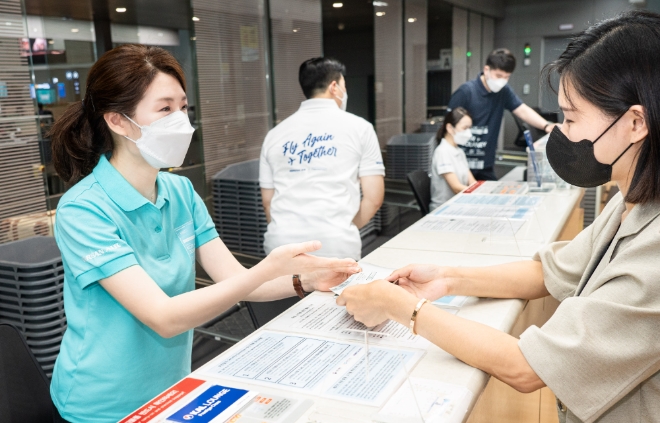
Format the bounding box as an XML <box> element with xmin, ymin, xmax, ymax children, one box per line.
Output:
<box><xmin>448</xmin><ymin>48</ymin><xmax>558</xmax><ymax>180</ymax></box>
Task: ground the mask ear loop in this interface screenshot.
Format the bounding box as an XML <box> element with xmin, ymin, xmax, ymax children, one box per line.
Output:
<box><xmin>333</xmin><ymin>83</ymin><xmax>345</xmax><ymax>103</ymax></box>
<box><xmin>591</xmin><ymin>110</ymin><xmax>634</xmax><ymax>166</ymax></box>
<box><xmin>122</xmin><ymin>114</ymin><xmax>143</xmax><ymax>143</ymax></box>
<box><xmin>592</xmin><ymin>110</ymin><xmax>628</xmax><ymax>144</ymax></box>
<box><xmin>610</xmin><ymin>143</ymin><xmax>635</xmax><ymax>167</ymax></box>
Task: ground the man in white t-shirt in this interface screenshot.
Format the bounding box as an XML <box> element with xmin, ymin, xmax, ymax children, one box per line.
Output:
<box><xmin>259</xmin><ymin>57</ymin><xmax>385</xmax><ymax>260</ymax></box>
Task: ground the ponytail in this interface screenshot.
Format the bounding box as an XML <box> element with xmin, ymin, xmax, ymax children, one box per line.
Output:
<box><xmin>48</xmin><ymin>99</ymin><xmax>112</xmax><ymax>184</ymax></box>
<box><xmin>47</xmin><ymin>44</ymin><xmax>187</xmax><ymax>185</ymax></box>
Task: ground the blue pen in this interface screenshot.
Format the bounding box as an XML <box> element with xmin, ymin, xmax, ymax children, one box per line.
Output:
<box><xmin>524</xmin><ymin>130</ymin><xmax>542</xmax><ymax>187</ymax></box>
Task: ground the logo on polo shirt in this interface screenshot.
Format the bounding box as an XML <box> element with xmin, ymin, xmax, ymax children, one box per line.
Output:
<box><xmin>83</xmin><ymin>242</ymin><xmax>121</xmax><ymax>262</ymax></box>
<box><xmin>282</xmin><ymin>132</ymin><xmax>338</xmax><ymax>167</ymax></box>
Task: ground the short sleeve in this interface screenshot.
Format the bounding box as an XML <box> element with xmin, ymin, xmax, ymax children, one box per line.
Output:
<box><xmin>358</xmin><ymin>124</ymin><xmax>385</xmax><ymax>177</ymax></box>
<box><xmin>189</xmin><ymin>183</ymin><xmax>218</xmax><ymax>248</ymax></box>
<box><xmin>447</xmin><ymin>86</ymin><xmax>469</xmax><ymax>111</ymax></box>
<box><xmin>534</xmin><ymin>192</ymin><xmax>624</xmax><ymax>302</ymax></box>
<box><xmin>533</xmin><ymin>222</ymin><xmax>595</xmax><ymax>302</ymax></box>
<box><xmin>259</xmin><ymin>136</ymin><xmax>275</xmax><ymax>189</ymax></box>
<box><xmin>503</xmin><ymin>85</ymin><xmax>523</xmax><ymax>112</ymax></box>
<box><xmin>55</xmin><ymin>202</ymin><xmax>138</xmax><ymax>289</ymax></box>
<box><xmin>433</xmin><ymin>145</ymin><xmax>457</xmax><ymax>176</ymax></box>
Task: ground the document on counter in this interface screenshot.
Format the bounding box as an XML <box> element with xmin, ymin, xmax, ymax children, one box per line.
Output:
<box><xmin>200</xmin><ymin>331</ymin><xmax>425</xmax><ymax>407</ymax></box>
<box><xmin>452</xmin><ymin>194</ymin><xmax>543</xmax><ymax>208</ymax></box>
<box><xmin>374</xmin><ymin>378</ymin><xmax>473</xmax><ymax>423</ymax></box>
<box><xmin>412</xmin><ymin>216</ymin><xmax>525</xmax><ymax>235</ymax></box>
<box><xmin>464</xmin><ymin>180</ymin><xmax>529</xmax><ymax>195</ymax></box>
<box><xmin>433</xmin><ymin>203</ymin><xmax>535</xmax><ymax>220</ymax></box>
<box><xmin>267</xmin><ymin>293</ymin><xmax>430</xmax><ymax>348</ymax></box>
<box><xmin>119</xmin><ymin>377</ymin><xmax>312</xmax><ymax>423</ymax></box>
<box><xmin>330</xmin><ymin>263</ymin><xmax>393</xmax><ymax>296</ymax></box>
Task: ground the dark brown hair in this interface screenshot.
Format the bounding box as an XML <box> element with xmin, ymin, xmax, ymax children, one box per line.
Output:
<box><xmin>543</xmin><ymin>10</ymin><xmax>660</xmax><ymax>204</ymax></box>
<box><xmin>438</xmin><ymin>107</ymin><xmax>471</xmax><ymax>141</ymax></box>
<box><xmin>48</xmin><ymin>44</ymin><xmax>186</xmax><ymax>184</ymax></box>
<box><xmin>486</xmin><ymin>48</ymin><xmax>516</xmax><ymax>73</ymax></box>
<box><xmin>299</xmin><ymin>57</ymin><xmax>346</xmax><ymax>99</ymax></box>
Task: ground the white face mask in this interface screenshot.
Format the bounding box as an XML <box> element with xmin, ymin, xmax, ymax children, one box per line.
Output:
<box><xmin>453</xmin><ymin>128</ymin><xmax>472</xmax><ymax>146</ymax></box>
<box><xmin>123</xmin><ymin>111</ymin><xmax>195</xmax><ymax>169</ymax></box>
<box><xmin>334</xmin><ymin>85</ymin><xmax>348</xmax><ymax>111</ymax></box>
<box><xmin>485</xmin><ymin>71</ymin><xmax>508</xmax><ymax>93</ymax></box>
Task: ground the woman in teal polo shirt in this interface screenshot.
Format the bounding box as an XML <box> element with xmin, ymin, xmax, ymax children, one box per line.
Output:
<box><xmin>47</xmin><ymin>44</ymin><xmax>359</xmax><ymax>423</ymax></box>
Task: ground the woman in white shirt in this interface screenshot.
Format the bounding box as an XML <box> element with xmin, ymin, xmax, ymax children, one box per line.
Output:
<box><xmin>429</xmin><ymin>107</ymin><xmax>477</xmax><ymax>211</ymax></box>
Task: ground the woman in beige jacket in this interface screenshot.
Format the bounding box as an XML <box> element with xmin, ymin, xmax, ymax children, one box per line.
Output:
<box><xmin>337</xmin><ymin>10</ymin><xmax>660</xmax><ymax>423</ymax></box>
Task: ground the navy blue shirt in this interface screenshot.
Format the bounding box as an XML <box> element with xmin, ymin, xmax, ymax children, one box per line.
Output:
<box><xmin>447</xmin><ymin>74</ymin><xmax>523</xmax><ymax>170</ymax></box>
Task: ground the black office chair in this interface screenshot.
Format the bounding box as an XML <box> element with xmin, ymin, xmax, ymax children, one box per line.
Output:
<box><xmin>246</xmin><ymin>297</ymin><xmax>302</xmax><ymax>329</ymax></box>
<box><xmin>0</xmin><ymin>323</ymin><xmax>61</xmax><ymax>422</ymax></box>
<box><xmin>407</xmin><ymin>170</ymin><xmax>431</xmax><ymax>217</ymax></box>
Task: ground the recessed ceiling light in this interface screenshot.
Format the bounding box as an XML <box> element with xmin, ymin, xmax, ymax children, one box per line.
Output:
<box><xmin>293</xmin><ymin>28</ymin><xmax>300</xmax><ymax>32</ymax></box>
<box><xmin>408</xmin><ymin>17</ymin><xmax>417</xmax><ymax>22</ymax></box>
<box><xmin>376</xmin><ymin>11</ymin><xmax>386</xmax><ymax>17</ymax></box>
<box><xmin>116</xmin><ymin>7</ymin><xmax>126</xmax><ymax>12</ymax></box>
<box><xmin>338</xmin><ymin>23</ymin><xmax>345</xmax><ymax>30</ymax></box>
<box><xmin>373</xmin><ymin>1</ymin><xmax>388</xmax><ymax>6</ymax></box>
<box><xmin>333</xmin><ymin>2</ymin><xmax>343</xmax><ymax>7</ymax></box>
<box><xmin>192</xmin><ymin>16</ymin><xmax>200</xmax><ymax>21</ymax></box>
<box><xmin>71</xmin><ymin>28</ymin><xmax>79</xmax><ymax>33</ymax></box>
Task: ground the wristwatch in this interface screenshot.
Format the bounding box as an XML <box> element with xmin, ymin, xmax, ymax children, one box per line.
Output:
<box><xmin>293</xmin><ymin>274</ymin><xmax>307</xmax><ymax>298</ymax></box>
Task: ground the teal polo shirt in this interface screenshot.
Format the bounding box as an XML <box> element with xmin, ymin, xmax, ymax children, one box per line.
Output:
<box><xmin>51</xmin><ymin>155</ymin><xmax>218</xmax><ymax>422</ymax></box>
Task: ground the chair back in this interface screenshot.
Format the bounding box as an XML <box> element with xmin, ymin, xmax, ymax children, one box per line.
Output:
<box><xmin>407</xmin><ymin>170</ymin><xmax>431</xmax><ymax>216</ymax></box>
<box><xmin>0</xmin><ymin>323</ymin><xmax>56</xmax><ymax>422</ymax></box>
<box><xmin>245</xmin><ymin>297</ymin><xmax>301</xmax><ymax>329</ymax></box>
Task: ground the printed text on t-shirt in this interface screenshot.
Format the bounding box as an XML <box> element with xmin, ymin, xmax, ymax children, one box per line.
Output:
<box><xmin>282</xmin><ymin>132</ymin><xmax>338</xmax><ymax>166</ymax></box>
<box><xmin>83</xmin><ymin>242</ymin><xmax>121</xmax><ymax>262</ymax></box>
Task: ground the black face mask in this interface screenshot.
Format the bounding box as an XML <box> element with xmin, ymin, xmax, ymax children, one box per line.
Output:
<box><xmin>546</xmin><ymin>112</ymin><xmax>633</xmax><ymax>188</ymax></box>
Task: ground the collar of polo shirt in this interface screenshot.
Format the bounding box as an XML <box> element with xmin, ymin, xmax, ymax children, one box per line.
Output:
<box><xmin>93</xmin><ymin>154</ymin><xmax>169</xmax><ymax>212</ymax></box>
<box><xmin>298</xmin><ymin>98</ymin><xmax>339</xmax><ymax>111</ymax></box>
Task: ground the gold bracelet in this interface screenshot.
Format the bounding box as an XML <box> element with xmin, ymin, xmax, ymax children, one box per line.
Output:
<box><xmin>410</xmin><ymin>298</ymin><xmax>429</xmax><ymax>335</ymax></box>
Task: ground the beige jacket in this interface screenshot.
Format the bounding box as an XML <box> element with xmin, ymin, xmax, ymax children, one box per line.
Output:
<box><xmin>519</xmin><ymin>192</ymin><xmax>660</xmax><ymax>423</ymax></box>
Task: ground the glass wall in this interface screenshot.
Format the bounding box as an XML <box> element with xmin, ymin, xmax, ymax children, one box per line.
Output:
<box><xmin>22</xmin><ymin>0</ymin><xmax>202</xmax><ymax>210</ymax></box>
<box><xmin>0</xmin><ymin>0</ymin><xmax>326</xmax><ymax>245</ymax></box>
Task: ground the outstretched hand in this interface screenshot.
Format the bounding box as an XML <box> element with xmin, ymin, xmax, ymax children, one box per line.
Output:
<box><xmin>387</xmin><ymin>264</ymin><xmax>451</xmax><ymax>301</ymax></box>
<box><xmin>302</xmin><ymin>263</ymin><xmax>361</xmax><ymax>293</ymax></box>
<box><xmin>264</xmin><ymin>241</ymin><xmax>360</xmax><ymax>280</ymax></box>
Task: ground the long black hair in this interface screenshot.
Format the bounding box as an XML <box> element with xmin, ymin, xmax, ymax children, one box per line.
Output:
<box><xmin>543</xmin><ymin>10</ymin><xmax>660</xmax><ymax>204</ymax></box>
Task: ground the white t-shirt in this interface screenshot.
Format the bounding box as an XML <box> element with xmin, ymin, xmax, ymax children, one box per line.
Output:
<box><xmin>259</xmin><ymin>99</ymin><xmax>385</xmax><ymax>260</ymax></box>
<box><xmin>430</xmin><ymin>138</ymin><xmax>471</xmax><ymax>211</ymax></box>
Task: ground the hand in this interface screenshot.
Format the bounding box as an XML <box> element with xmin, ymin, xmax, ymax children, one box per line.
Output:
<box><xmin>302</xmin><ymin>262</ymin><xmax>362</xmax><ymax>292</ymax></box>
<box><xmin>387</xmin><ymin>264</ymin><xmax>452</xmax><ymax>301</ymax></box>
<box><xmin>336</xmin><ymin>279</ymin><xmax>416</xmax><ymax>327</ymax></box>
<box><xmin>263</xmin><ymin>241</ymin><xmax>359</xmax><ymax>279</ymax></box>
